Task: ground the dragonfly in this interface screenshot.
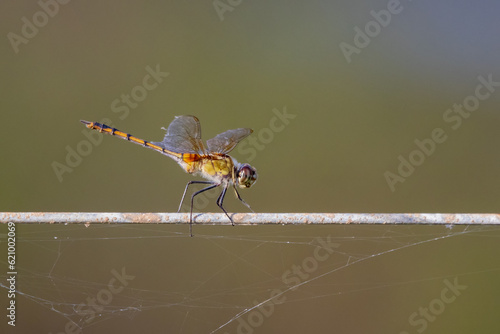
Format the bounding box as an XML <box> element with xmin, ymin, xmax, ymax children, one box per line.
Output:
<box><xmin>81</xmin><ymin>115</ymin><xmax>258</xmax><ymax>236</ymax></box>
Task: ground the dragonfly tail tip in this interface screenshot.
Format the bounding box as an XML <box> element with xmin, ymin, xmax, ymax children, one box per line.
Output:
<box><xmin>80</xmin><ymin>120</ymin><xmax>93</xmax><ymax>127</ymax></box>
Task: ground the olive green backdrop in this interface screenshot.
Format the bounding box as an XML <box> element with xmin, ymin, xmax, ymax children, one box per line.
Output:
<box><xmin>1</xmin><ymin>1</ymin><xmax>499</xmax><ymax>333</ymax></box>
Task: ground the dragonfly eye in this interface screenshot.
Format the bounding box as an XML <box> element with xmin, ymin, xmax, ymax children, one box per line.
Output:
<box><xmin>236</xmin><ymin>164</ymin><xmax>257</xmax><ymax>189</ymax></box>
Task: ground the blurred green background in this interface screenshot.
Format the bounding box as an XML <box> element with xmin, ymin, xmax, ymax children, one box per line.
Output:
<box><xmin>1</xmin><ymin>1</ymin><xmax>499</xmax><ymax>333</ymax></box>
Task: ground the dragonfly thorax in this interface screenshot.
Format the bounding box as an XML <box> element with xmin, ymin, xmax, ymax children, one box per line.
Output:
<box><xmin>190</xmin><ymin>154</ymin><xmax>234</xmax><ymax>184</ymax></box>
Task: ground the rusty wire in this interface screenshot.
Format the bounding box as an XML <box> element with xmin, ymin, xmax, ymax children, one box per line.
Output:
<box><xmin>0</xmin><ymin>212</ymin><xmax>499</xmax><ymax>225</ymax></box>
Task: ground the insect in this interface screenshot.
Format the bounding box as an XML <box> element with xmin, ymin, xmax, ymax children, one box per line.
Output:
<box><xmin>81</xmin><ymin>115</ymin><xmax>258</xmax><ymax>236</ymax></box>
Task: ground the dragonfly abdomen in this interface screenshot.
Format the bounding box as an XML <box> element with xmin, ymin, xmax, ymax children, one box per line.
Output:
<box><xmin>80</xmin><ymin>120</ymin><xmax>182</xmax><ymax>157</ymax></box>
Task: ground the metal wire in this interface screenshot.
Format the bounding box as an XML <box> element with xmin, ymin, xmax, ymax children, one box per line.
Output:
<box><xmin>0</xmin><ymin>212</ymin><xmax>499</xmax><ymax>225</ymax></box>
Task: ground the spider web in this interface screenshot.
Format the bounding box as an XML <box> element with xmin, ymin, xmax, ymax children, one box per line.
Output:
<box><xmin>1</xmin><ymin>223</ymin><xmax>500</xmax><ymax>333</ymax></box>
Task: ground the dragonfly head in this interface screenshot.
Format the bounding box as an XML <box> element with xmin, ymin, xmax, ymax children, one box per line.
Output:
<box><xmin>236</xmin><ymin>164</ymin><xmax>258</xmax><ymax>189</ymax></box>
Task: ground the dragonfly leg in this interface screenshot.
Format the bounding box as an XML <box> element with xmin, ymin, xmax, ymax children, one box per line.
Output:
<box><xmin>216</xmin><ymin>185</ymin><xmax>234</xmax><ymax>226</ymax></box>
<box><xmin>233</xmin><ymin>186</ymin><xmax>254</xmax><ymax>213</ymax></box>
<box><xmin>178</xmin><ymin>181</ymin><xmax>214</xmax><ymax>213</ymax></box>
<box><xmin>189</xmin><ymin>182</ymin><xmax>219</xmax><ymax>237</ymax></box>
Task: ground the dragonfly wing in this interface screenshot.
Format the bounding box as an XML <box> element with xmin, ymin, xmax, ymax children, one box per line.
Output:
<box><xmin>206</xmin><ymin>128</ymin><xmax>253</xmax><ymax>154</ymax></box>
<box><xmin>152</xmin><ymin>115</ymin><xmax>206</xmax><ymax>154</ymax></box>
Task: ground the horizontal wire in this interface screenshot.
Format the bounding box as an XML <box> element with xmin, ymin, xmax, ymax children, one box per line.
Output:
<box><xmin>0</xmin><ymin>212</ymin><xmax>499</xmax><ymax>225</ymax></box>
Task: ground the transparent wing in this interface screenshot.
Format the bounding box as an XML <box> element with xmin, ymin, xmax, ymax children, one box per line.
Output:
<box><xmin>206</xmin><ymin>128</ymin><xmax>253</xmax><ymax>154</ymax></box>
<box><xmin>152</xmin><ymin>115</ymin><xmax>206</xmax><ymax>154</ymax></box>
